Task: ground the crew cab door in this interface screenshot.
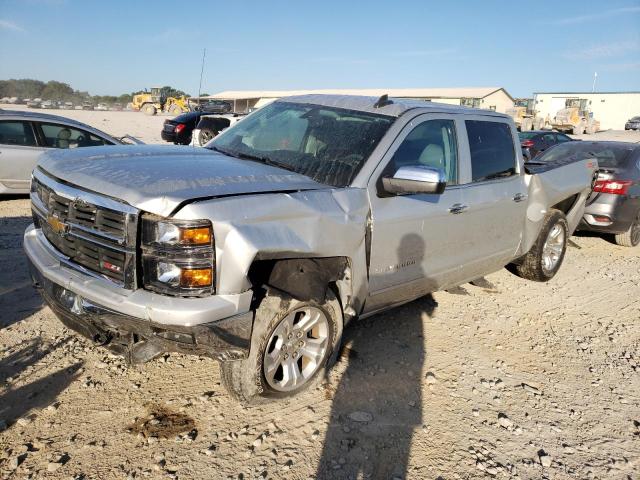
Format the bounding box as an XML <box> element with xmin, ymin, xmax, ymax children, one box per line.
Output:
<box><xmin>365</xmin><ymin>114</ymin><xmax>469</xmax><ymax>312</ymax></box>
<box><xmin>453</xmin><ymin>117</ymin><xmax>528</xmax><ymax>279</ymax></box>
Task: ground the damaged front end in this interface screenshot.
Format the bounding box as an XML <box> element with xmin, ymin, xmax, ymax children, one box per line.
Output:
<box><xmin>30</xmin><ymin>264</ymin><xmax>253</xmax><ymax>364</ymax></box>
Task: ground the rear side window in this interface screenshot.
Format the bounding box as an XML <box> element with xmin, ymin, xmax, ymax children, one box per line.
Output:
<box><xmin>39</xmin><ymin>123</ymin><xmax>111</xmax><ymax>148</ymax></box>
<box><xmin>466</xmin><ymin>120</ymin><xmax>517</xmax><ymax>182</ymax></box>
<box><xmin>0</xmin><ymin>120</ymin><xmax>37</xmax><ymax>147</ymax></box>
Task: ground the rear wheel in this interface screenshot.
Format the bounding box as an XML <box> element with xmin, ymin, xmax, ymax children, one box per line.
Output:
<box><xmin>511</xmin><ymin>210</ymin><xmax>568</xmax><ymax>282</ymax></box>
<box><xmin>614</xmin><ymin>210</ymin><xmax>640</xmax><ymax>247</ymax></box>
<box><xmin>572</xmin><ymin>124</ymin><xmax>584</xmax><ymax>135</ymax></box>
<box><xmin>220</xmin><ymin>288</ymin><xmax>342</xmax><ymax>404</ymax></box>
<box><xmin>142</xmin><ymin>104</ymin><xmax>157</xmax><ymax>116</ymax></box>
<box><xmin>198</xmin><ymin>128</ymin><xmax>217</xmax><ymax>146</ymax></box>
<box><xmin>168</xmin><ymin>104</ymin><xmax>183</xmax><ymax>115</ymax></box>
<box><xmin>520</xmin><ymin>118</ymin><xmax>532</xmax><ymax>131</ymax></box>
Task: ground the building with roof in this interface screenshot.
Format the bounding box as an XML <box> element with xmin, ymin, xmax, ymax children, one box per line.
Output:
<box><xmin>533</xmin><ymin>91</ymin><xmax>640</xmax><ymax>130</ymax></box>
<box><xmin>205</xmin><ymin>87</ymin><xmax>515</xmax><ymax>114</ymax></box>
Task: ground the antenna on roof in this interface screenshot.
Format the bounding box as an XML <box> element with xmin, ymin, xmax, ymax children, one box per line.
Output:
<box><xmin>373</xmin><ymin>94</ymin><xmax>393</xmax><ymax>109</ymax></box>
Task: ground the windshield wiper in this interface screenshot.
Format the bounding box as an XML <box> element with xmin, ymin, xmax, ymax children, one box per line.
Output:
<box><xmin>210</xmin><ymin>145</ymin><xmax>297</xmax><ymax>173</ymax></box>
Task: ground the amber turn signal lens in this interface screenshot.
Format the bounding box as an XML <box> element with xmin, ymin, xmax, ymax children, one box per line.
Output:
<box><xmin>180</xmin><ymin>268</ymin><xmax>213</xmax><ymax>288</ymax></box>
<box><xmin>180</xmin><ymin>227</ymin><xmax>211</xmax><ymax>245</ymax></box>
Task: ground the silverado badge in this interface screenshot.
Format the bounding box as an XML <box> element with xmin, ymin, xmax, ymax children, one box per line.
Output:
<box><xmin>47</xmin><ymin>215</ymin><xmax>69</xmax><ymax>236</ymax></box>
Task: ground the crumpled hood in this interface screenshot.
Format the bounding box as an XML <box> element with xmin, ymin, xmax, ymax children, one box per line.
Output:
<box><xmin>37</xmin><ymin>145</ymin><xmax>326</xmax><ymax>216</ymax></box>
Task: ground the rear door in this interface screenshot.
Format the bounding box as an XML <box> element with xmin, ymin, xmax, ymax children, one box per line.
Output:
<box><xmin>0</xmin><ymin>120</ymin><xmax>44</xmax><ymax>191</ymax></box>
<box><xmin>453</xmin><ymin>117</ymin><xmax>528</xmax><ymax>280</ymax></box>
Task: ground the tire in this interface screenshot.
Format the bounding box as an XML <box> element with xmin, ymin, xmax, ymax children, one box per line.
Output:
<box><xmin>572</xmin><ymin>124</ymin><xmax>584</xmax><ymax>135</ymax></box>
<box><xmin>198</xmin><ymin>128</ymin><xmax>217</xmax><ymax>146</ymax></box>
<box><xmin>168</xmin><ymin>104</ymin><xmax>182</xmax><ymax>115</ymax></box>
<box><xmin>220</xmin><ymin>288</ymin><xmax>343</xmax><ymax>404</ymax></box>
<box><xmin>142</xmin><ymin>104</ymin><xmax>157</xmax><ymax>116</ymax></box>
<box><xmin>520</xmin><ymin>118</ymin><xmax>532</xmax><ymax>131</ymax></box>
<box><xmin>534</xmin><ymin>117</ymin><xmax>545</xmax><ymax>130</ymax></box>
<box><xmin>614</xmin><ymin>210</ymin><xmax>640</xmax><ymax>247</ymax></box>
<box><xmin>511</xmin><ymin>209</ymin><xmax>568</xmax><ymax>282</ymax></box>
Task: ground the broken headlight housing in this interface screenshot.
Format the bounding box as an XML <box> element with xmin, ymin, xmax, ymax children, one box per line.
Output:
<box><xmin>141</xmin><ymin>214</ymin><xmax>214</xmax><ymax>297</ymax></box>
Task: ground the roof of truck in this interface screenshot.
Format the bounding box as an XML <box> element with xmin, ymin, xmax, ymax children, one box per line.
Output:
<box><xmin>279</xmin><ymin>94</ymin><xmax>509</xmax><ymax>118</ymax></box>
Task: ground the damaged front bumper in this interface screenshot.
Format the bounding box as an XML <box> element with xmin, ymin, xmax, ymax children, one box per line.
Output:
<box><xmin>24</xmin><ymin>225</ymin><xmax>254</xmax><ymax>363</ymax></box>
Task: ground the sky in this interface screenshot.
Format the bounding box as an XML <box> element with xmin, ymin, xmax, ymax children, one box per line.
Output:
<box><xmin>0</xmin><ymin>0</ymin><xmax>639</xmax><ymax>98</ymax></box>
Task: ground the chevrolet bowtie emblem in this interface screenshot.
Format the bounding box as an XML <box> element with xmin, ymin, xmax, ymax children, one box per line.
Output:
<box><xmin>47</xmin><ymin>215</ymin><xmax>69</xmax><ymax>235</ymax></box>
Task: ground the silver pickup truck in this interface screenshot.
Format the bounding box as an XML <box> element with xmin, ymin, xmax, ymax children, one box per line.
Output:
<box><xmin>25</xmin><ymin>95</ymin><xmax>598</xmax><ymax>403</ymax></box>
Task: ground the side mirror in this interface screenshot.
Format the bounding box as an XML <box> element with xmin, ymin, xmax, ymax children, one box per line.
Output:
<box><xmin>382</xmin><ymin>165</ymin><xmax>446</xmax><ymax>195</ymax></box>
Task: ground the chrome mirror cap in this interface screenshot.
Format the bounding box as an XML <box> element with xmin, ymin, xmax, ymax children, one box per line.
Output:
<box><xmin>382</xmin><ymin>165</ymin><xmax>446</xmax><ymax>195</ymax></box>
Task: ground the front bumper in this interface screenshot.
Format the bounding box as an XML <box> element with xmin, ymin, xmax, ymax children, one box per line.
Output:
<box><xmin>24</xmin><ymin>224</ymin><xmax>254</xmax><ymax>362</ymax></box>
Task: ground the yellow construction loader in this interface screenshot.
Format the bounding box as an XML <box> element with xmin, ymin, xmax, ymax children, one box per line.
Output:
<box><xmin>506</xmin><ymin>98</ymin><xmax>545</xmax><ymax>131</ymax></box>
<box><xmin>132</xmin><ymin>87</ymin><xmax>189</xmax><ymax>115</ymax></box>
<box><xmin>551</xmin><ymin>98</ymin><xmax>600</xmax><ymax>135</ymax></box>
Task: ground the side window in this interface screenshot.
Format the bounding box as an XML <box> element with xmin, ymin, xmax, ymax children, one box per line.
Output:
<box><xmin>0</xmin><ymin>121</ymin><xmax>37</xmax><ymax>147</ymax></box>
<box><xmin>389</xmin><ymin>119</ymin><xmax>458</xmax><ymax>185</ymax></box>
<box><xmin>556</xmin><ymin>134</ymin><xmax>571</xmax><ymax>143</ymax></box>
<box><xmin>542</xmin><ymin>133</ymin><xmax>555</xmax><ymax>144</ymax></box>
<box><xmin>465</xmin><ymin>120</ymin><xmax>517</xmax><ymax>182</ymax></box>
<box><xmin>39</xmin><ymin>123</ymin><xmax>110</xmax><ymax>149</ymax></box>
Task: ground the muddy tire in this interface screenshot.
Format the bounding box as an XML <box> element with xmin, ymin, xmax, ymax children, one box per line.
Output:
<box><xmin>512</xmin><ymin>210</ymin><xmax>568</xmax><ymax>282</ymax></box>
<box><xmin>534</xmin><ymin>117</ymin><xmax>545</xmax><ymax>130</ymax></box>
<box><xmin>220</xmin><ymin>288</ymin><xmax>343</xmax><ymax>404</ymax></box>
<box><xmin>520</xmin><ymin>118</ymin><xmax>532</xmax><ymax>131</ymax></box>
<box><xmin>197</xmin><ymin>128</ymin><xmax>217</xmax><ymax>146</ymax></box>
<box><xmin>572</xmin><ymin>124</ymin><xmax>584</xmax><ymax>135</ymax></box>
<box><xmin>585</xmin><ymin>123</ymin><xmax>596</xmax><ymax>135</ymax></box>
<box><xmin>142</xmin><ymin>104</ymin><xmax>157</xmax><ymax>116</ymax></box>
<box><xmin>614</xmin><ymin>210</ymin><xmax>640</xmax><ymax>247</ymax></box>
<box><xmin>168</xmin><ymin>104</ymin><xmax>182</xmax><ymax>115</ymax></box>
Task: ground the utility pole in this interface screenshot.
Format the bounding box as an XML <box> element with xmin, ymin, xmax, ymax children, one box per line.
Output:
<box><xmin>592</xmin><ymin>72</ymin><xmax>598</xmax><ymax>93</ymax></box>
<box><xmin>198</xmin><ymin>48</ymin><xmax>206</xmax><ymax>101</ymax></box>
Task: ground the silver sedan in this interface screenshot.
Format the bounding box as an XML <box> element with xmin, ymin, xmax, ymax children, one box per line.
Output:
<box><xmin>0</xmin><ymin>110</ymin><xmax>137</xmax><ymax>194</ymax></box>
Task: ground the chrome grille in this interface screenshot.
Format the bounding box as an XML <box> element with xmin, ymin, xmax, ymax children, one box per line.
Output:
<box><xmin>31</xmin><ymin>171</ymin><xmax>138</xmax><ymax>288</ymax></box>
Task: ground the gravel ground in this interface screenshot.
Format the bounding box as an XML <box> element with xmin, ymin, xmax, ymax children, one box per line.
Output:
<box><xmin>0</xmin><ymin>124</ymin><xmax>638</xmax><ymax>479</ymax></box>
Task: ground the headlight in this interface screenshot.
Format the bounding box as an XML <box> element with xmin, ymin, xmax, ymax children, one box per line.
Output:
<box><xmin>141</xmin><ymin>214</ymin><xmax>215</xmax><ymax>297</ymax></box>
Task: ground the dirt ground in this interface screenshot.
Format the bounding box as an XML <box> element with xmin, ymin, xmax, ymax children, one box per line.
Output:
<box><xmin>0</xmin><ymin>116</ymin><xmax>639</xmax><ymax>479</ymax></box>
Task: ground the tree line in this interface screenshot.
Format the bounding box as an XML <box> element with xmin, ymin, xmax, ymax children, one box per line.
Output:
<box><xmin>0</xmin><ymin>79</ymin><xmax>192</xmax><ymax>105</ymax></box>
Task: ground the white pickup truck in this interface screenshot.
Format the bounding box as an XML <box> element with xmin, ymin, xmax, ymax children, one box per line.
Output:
<box><xmin>25</xmin><ymin>95</ymin><xmax>598</xmax><ymax>402</ymax></box>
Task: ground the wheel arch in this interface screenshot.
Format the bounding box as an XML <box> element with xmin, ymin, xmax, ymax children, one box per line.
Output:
<box><xmin>247</xmin><ymin>257</ymin><xmax>355</xmax><ymax>323</ymax></box>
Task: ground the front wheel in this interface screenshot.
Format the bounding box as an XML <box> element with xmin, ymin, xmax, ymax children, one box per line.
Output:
<box><xmin>511</xmin><ymin>209</ymin><xmax>568</xmax><ymax>282</ymax></box>
<box><xmin>614</xmin><ymin>210</ymin><xmax>640</xmax><ymax>247</ymax></box>
<box><xmin>220</xmin><ymin>288</ymin><xmax>343</xmax><ymax>404</ymax></box>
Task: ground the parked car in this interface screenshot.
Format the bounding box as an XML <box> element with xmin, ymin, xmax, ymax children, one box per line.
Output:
<box><xmin>625</xmin><ymin>116</ymin><xmax>640</xmax><ymax>131</ymax></box>
<box><xmin>26</xmin><ymin>99</ymin><xmax>41</xmax><ymax>108</ymax></box>
<box><xmin>81</xmin><ymin>102</ymin><xmax>94</xmax><ymax>110</ymax></box>
<box><xmin>95</xmin><ymin>103</ymin><xmax>109</xmax><ymax>111</ymax></box>
<box><xmin>191</xmin><ymin>113</ymin><xmax>248</xmax><ymax>146</ymax></box>
<box><xmin>519</xmin><ymin>130</ymin><xmax>574</xmax><ymax>160</ymax></box>
<box><xmin>161</xmin><ymin>111</ymin><xmax>206</xmax><ymax>145</ymax></box>
<box><xmin>25</xmin><ymin>95</ymin><xmax>597</xmax><ymax>402</ymax></box>
<box><xmin>531</xmin><ymin>141</ymin><xmax>640</xmax><ymax>246</ymax></box>
<box><xmin>0</xmin><ymin>110</ymin><xmax>142</xmax><ymax>194</ymax></box>
<box><xmin>192</xmin><ymin>99</ymin><xmax>233</xmax><ymax>114</ymax></box>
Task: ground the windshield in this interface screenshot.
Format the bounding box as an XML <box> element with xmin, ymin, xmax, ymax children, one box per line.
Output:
<box><xmin>208</xmin><ymin>101</ymin><xmax>394</xmax><ymax>187</ymax></box>
<box><xmin>535</xmin><ymin>142</ymin><xmax>633</xmax><ymax>168</ymax></box>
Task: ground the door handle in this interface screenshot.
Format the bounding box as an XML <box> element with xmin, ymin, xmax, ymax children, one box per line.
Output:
<box><xmin>513</xmin><ymin>193</ymin><xmax>528</xmax><ymax>203</ymax></box>
<box><xmin>449</xmin><ymin>203</ymin><xmax>468</xmax><ymax>214</ymax></box>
